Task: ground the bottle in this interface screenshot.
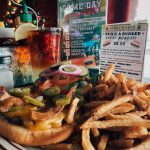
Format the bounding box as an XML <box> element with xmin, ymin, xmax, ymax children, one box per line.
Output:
<box><xmin>0</xmin><ymin>56</ymin><xmax>14</xmax><ymax>90</ymax></box>
<box><xmin>15</xmin><ymin>1</ymin><xmax>37</xmax><ymax>43</ymax></box>
<box><xmin>13</xmin><ymin>1</ymin><xmax>37</xmax><ymax>87</ymax></box>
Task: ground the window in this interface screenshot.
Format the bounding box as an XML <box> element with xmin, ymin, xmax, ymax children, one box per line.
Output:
<box><xmin>129</xmin><ymin>0</ymin><xmax>150</xmax><ymax>81</ymax></box>
<box><xmin>130</xmin><ymin>0</ymin><xmax>150</xmax><ymax>50</ymax></box>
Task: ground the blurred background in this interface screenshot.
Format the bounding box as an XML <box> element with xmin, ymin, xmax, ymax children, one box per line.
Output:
<box><xmin>0</xmin><ymin>0</ymin><xmax>57</xmax><ymax>27</ymax></box>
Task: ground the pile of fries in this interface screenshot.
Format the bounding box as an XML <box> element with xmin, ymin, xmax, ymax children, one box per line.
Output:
<box><xmin>44</xmin><ymin>64</ymin><xmax>150</xmax><ymax>150</ymax></box>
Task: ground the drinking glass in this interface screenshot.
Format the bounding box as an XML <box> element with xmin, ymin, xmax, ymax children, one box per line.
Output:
<box><xmin>27</xmin><ymin>27</ymin><xmax>62</xmax><ymax>81</ymax></box>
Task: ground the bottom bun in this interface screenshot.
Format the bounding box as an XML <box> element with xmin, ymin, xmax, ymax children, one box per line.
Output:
<box><xmin>0</xmin><ymin>118</ymin><xmax>73</xmax><ymax>146</ymax></box>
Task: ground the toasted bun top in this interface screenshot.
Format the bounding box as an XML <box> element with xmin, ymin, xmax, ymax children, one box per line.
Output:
<box><xmin>0</xmin><ymin>118</ymin><xmax>73</xmax><ymax>146</ymax></box>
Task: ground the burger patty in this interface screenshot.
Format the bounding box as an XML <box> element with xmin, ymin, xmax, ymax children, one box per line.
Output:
<box><xmin>0</xmin><ymin>113</ymin><xmax>23</xmax><ymax>126</ymax></box>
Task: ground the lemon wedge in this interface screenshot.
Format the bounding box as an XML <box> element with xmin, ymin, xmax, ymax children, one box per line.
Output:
<box><xmin>0</xmin><ymin>22</ymin><xmax>4</xmax><ymax>28</ymax></box>
<box><xmin>15</xmin><ymin>23</ymin><xmax>38</xmax><ymax>41</ymax></box>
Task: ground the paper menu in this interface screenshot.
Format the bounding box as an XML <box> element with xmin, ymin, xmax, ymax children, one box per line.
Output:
<box><xmin>100</xmin><ymin>22</ymin><xmax>148</xmax><ymax>81</ymax></box>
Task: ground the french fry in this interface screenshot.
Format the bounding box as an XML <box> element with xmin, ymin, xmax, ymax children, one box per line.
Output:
<box><xmin>91</xmin><ymin>128</ymin><xmax>100</xmax><ymax>137</ymax></box>
<box><xmin>80</xmin><ymin>119</ymin><xmax>150</xmax><ymax>129</ymax></box>
<box><xmin>107</xmin><ymin>74</ymin><xmax>118</xmax><ymax>86</ymax></box>
<box><xmin>109</xmin><ymin>139</ymin><xmax>134</xmax><ymax>149</ymax></box>
<box><xmin>116</xmin><ymin>73</ymin><xmax>126</xmax><ymax>82</ymax></box>
<box><xmin>97</xmin><ymin>134</ymin><xmax>109</xmax><ymax>150</ymax></box>
<box><xmin>80</xmin><ymin>64</ymin><xmax>150</xmax><ymax>149</ymax></box>
<box><xmin>91</xmin><ymin>95</ymin><xmax>133</xmax><ymax>120</ymax></box>
<box><xmin>124</xmin><ymin>114</ymin><xmax>144</xmax><ymax>120</ymax></box>
<box><xmin>145</xmin><ymin>90</ymin><xmax>150</xmax><ymax>96</ymax></box>
<box><xmin>121</xmin><ymin>81</ymin><xmax>131</xmax><ymax>95</ymax></box>
<box><xmin>137</xmin><ymin>91</ymin><xmax>147</xmax><ymax>97</ymax></box>
<box><xmin>96</xmin><ymin>85</ymin><xmax>116</xmax><ymax>99</ymax></box>
<box><xmin>82</xmin><ymin>99</ymin><xmax>133</xmax><ymax>124</ymax></box>
<box><xmin>82</xmin><ymin>101</ymin><xmax>109</xmax><ymax>110</ymax></box>
<box><xmin>136</xmin><ymin>83</ymin><xmax>150</xmax><ymax>92</ymax></box>
<box><xmin>66</xmin><ymin>98</ymin><xmax>79</xmax><ymax>124</ymax></box>
<box><xmin>110</xmin><ymin>103</ymin><xmax>135</xmax><ymax>114</ymax></box>
<box><xmin>123</xmin><ymin>126</ymin><xmax>148</xmax><ymax>139</ymax></box>
<box><xmin>136</xmin><ymin>92</ymin><xmax>150</xmax><ymax>101</ymax></box>
<box><xmin>95</xmin><ymin>84</ymin><xmax>108</xmax><ymax>91</ymax></box>
<box><xmin>126</xmin><ymin>111</ymin><xmax>148</xmax><ymax>117</ymax></box>
<box><xmin>84</xmin><ymin>103</ymin><xmax>135</xmax><ymax>120</ymax></box>
<box><xmin>43</xmin><ymin>144</ymin><xmax>73</xmax><ymax>150</ymax></box>
<box><xmin>115</xmin><ymin>73</ymin><xmax>131</xmax><ymax>94</ymax></box>
<box><xmin>136</xmin><ymin>94</ymin><xmax>150</xmax><ymax>115</ymax></box>
<box><xmin>126</xmin><ymin>136</ymin><xmax>150</xmax><ymax>150</ymax></box>
<box><xmin>114</xmin><ymin>82</ymin><xmax>122</xmax><ymax>99</ymax></box>
<box><xmin>111</xmin><ymin>74</ymin><xmax>118</xmax><ymax>83</ymax></box>
<box><xmin>80</xmin><ymin>84</ymin><xmax>93</xmax><ymax>96</ymax></box>
<box><xmin>103</xmin><ymin>64</ymin><xmax>115</xmax><ymax>83</ymax></box>
<box><xmin>105</xmin><ymin>113</ymin><xmax>142</xmax><ymax>120</ymax></box>
<box><xmin>133</xmin><ymin>95</ymin><xmax>148</xmax><ymax>111</ymax></box>
<box><xmin>126</xmin><ymin>79</ymin><xmax>137</xmax><ymax>90</ymax></box>
<box><xmin>82</xmin><ymin>129</ymin><xmax>95</xmax><ymax>150</ymax></box>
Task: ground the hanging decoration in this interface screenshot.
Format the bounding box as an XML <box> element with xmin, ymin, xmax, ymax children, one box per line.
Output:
<box><xmin>5</xmin><ymin>0</ymin><xmax>45</xmax><ymax>28</ymax></box>
<box><xmin>33</xmin><ymin>12</ymin><xmax>46</xmax><ymax>27</ymax></box>
<box><xmin>5</xmin><ymin>0</ymin><xmax>20</xmax><ymax>27</ymax></box>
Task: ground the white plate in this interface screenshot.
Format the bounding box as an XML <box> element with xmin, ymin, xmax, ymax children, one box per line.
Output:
<box><xmin>0</xmin><ymin>136</ymin><xmax>43</xmax><ymax>150</ymax></box>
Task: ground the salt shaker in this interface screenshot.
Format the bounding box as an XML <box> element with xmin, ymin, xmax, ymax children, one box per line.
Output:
<box><xmin>0</xmin><ymin>56</ymin><xmax>14</xmax><ymax>89</ymax></box>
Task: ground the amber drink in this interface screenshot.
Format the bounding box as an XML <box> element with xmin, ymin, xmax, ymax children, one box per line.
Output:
<box><xmin>27</xmin><ymin>27</ymin><xmax>62</xmax><ymax>81</ymax></box>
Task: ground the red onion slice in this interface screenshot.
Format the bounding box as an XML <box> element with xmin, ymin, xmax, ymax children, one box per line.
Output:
<box><xmin>59</xmin><ymin>64</ymin><xmax>82</xmax><ymax>75</ymax></box>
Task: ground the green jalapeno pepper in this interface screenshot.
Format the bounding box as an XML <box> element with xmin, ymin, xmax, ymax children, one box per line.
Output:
<box><xmin>9</xmin><ymin>88</ymin><xmax>30</xmax><ymax>98</ymax></box>
<box><xmin>43</xmin><ymin>86</ymin><xmax>60</xmax><ymax>97</ymax></box>
<box><xmin>23</xmin><ymin>96</ymin><xmax>45</xmax><ymax>107</ymax></box>
<box><xmin>53</xmin><ymin>95</ymin><xmax>70</xmax><ymax>106</ymax></box>
<box><xmin>53</xmin><ymin>86</ymin><xmax>76</xmax><ymax>106</ymax></box>
<box><xmin>8</xmin><ymin>106</ymin><xmax>24</xmax><ymax>112</ymax></box>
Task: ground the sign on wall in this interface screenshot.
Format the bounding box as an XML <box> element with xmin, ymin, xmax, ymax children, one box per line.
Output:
<box><xmin>100</xmin><ymin>21</ymin><xmax>148</xmax><ymax>81</ymax></box>
<box><xmin>58</xmin><ymin>0</ymin><xmax>107</xmax><ymax>67</ymax></box>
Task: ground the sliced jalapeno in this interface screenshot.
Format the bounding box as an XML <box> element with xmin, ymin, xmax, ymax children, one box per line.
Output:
<box><xmin>23</xmin><ymin>96</ymin><xmax>45</xmax><ymax>107</ymax></box>
<box><xmin>8</xmin><ymin>106</ymin><xmax>24</xmax><ymax>112</ymax></box>
<box><xmin>9</xmin><ymin>88</ymin><xmax>30</xmax><ymax>98</ymax></box>
<box><xmin>53</xmin><ymin>95</ymin><xmax>70</xmax><ymax>106</ymax></box>
<box><xmin>43</xmin><ymin>86</ymin><xmax>60</xmax><ymax>97</ymax></box>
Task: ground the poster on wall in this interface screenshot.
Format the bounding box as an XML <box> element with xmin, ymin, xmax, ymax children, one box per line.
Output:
<box><xmin>100</xmin><ymin>21</ymin><xmax>148</xmax><ymax>81</ymax></box>
<box><xmin>58</xmin><ymin>0</ymin><xmax>107</xmax><ymax>69</ymax></box>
